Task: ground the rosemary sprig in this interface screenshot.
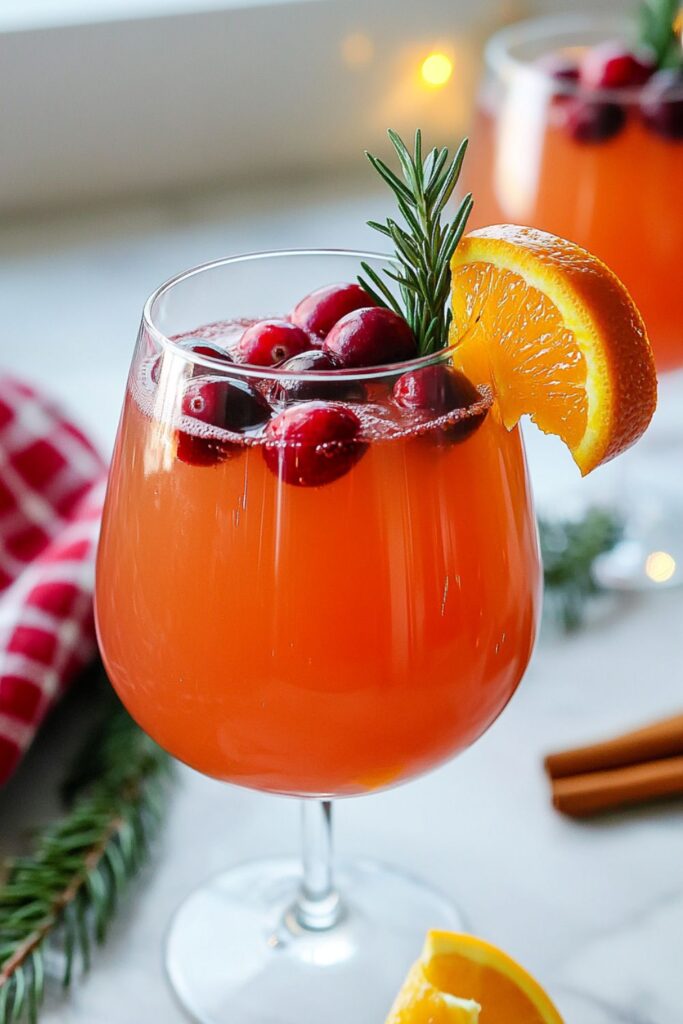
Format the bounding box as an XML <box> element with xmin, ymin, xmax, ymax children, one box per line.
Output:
<box><xmin>636</xmin><ymin>0</ymin><xmax>683</xmax><ymax>69</ymax></box>
<box><xmin>539</xmin><ymin>508</ymin><xmax>623</xmax><ymax>632</ymax></box>
<box><xmin>360</xmin><ymin>129</ymin><xmax>473</xmax><ymax>356</ymax></box>
<box><xmin>0</xmin><ymin>687</ymin><xmax>172</xmax><ymax>1024</ymax></box>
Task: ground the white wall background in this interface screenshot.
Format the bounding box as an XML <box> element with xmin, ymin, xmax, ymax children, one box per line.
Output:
<box><xmin>0</xmin><ymin>0</ymin><xmax>613</xmax><ymax>215</ymax></box>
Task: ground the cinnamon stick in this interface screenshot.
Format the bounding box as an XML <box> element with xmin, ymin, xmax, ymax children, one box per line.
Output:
<box><xmin>551</xmin><ymin>756</ymin><xmax>683</xmax><ymax>817</ymax></box>
<box><xmin>544</xmin><ymin>713</ymin><xmax>683</xmax><ymax>780</ymax></box>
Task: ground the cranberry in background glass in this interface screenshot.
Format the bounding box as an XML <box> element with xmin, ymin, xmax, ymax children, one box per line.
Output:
<box><xmin>564</xmin><ymin>99</ymin><xmax>626</xmax><ymax>142</ymax></box>
<box><xmin>641</xmin><ymin>69</ymin><xmax>683</xmax><ymax>139</ymax></box>
<box><xmin>263</xmin><ymin>402</ymin><xmax>367</xmax><ymax>487</ymax></box>
<box><xmin>291</xmin><ymin>283</ymin><xmax>375</xmax><ymax>339</ymax></box>
<box><xmin>393</xmin><ymin>364</ymin><xmax>486</xmax><ymax>443</ymax></box>
<box><xmin>272</xmin><ymin>350</ymin><xmax>366</xmax><ymax>404</ymax></box>
<box><xmin>580</xmin><ymin>42</ymin><xmax>656</xmax><ymax>89</ymax></box>
<box><xmin>537</xmin><ymin>52</ymin><xmax>580</xmax><ymax>85</ymax></box>
<box><xmin>237</xmin><ymin>319</ymin><xmax>312</xmax><ymax>367</ymax></box>
<box><xmin>177</xmin><ymin>377</ymin><xmax>272</xmax><ymax>466</ymax></box>
<box><xmin>324</xmin><ymin>307</ymin><xmax>417</xmax><ymax>368</ymax></box>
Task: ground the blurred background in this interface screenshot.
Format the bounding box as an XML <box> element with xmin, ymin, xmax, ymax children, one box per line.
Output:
<box><xmin>1</xmin><ymin>0</ymin><xmax>599</xmax><ymax>475</ymax></box>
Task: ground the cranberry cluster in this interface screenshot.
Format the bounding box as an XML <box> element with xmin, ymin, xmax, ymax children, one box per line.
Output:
<box><xmin>163</xmin><ymin>283</ymin><xmax>485</xmax><ymax>486</ymax></box>
<box><xmin>542</xmin><ymin>44</ymin><xmax>683</xmax><ymax>142</ymax></box>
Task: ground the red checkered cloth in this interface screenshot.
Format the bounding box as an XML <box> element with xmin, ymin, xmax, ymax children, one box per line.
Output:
<box><xmin>0</xmin><ymin>376</ymin><xmax>106</xmax><ymax>786</ymax></box>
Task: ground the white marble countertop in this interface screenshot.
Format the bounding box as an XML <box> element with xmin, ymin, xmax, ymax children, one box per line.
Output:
<box><xmin>1</xmin><ymin>177</ymin><xmax>682</xmax><ymax>1023</ymax></box>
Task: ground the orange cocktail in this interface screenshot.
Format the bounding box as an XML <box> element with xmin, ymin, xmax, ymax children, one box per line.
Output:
<box><xmin>96</xmin><ymin>311</ymin><xmax>539</xmax><ymax>798</ymax></box>
<box><xmin>465</xmin><ymin>14</ymin><xmax>683</xmax><ymax>371</ymax></box>
<box><xmin>93</xmin><ymin>202</ymin><xmax>655</xmax><ymax>1019</ymax></box>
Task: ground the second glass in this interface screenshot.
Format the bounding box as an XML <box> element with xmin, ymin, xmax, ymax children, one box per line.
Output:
<box><xmin>95</xmin><ymin>250</ymin><xmax>541</xmax><ymax>1022</ymax></box>
<box><xmin>464</xmin><ymin>13</ymin><xmax>683</xmax><ymax>589</ymax></box>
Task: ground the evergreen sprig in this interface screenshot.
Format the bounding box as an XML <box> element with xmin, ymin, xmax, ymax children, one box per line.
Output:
<box><xmin>636</xmin><ymin>0</ymin><xmax>683</xmax><ymax>69</ymax></box>
<box><xmin>539</xmin><ymin>508</ymin><xmax>623</xmax><ymax>632</ymax></box>
<box><xmin>0</xmin><ymin>693</ymin><xmax>172</xmax><ymax>1024</ymax></box>
<box><xmin>360</xmin><ymin>129</ymin><xmax>473</xmax><ymax>356</ymax></box>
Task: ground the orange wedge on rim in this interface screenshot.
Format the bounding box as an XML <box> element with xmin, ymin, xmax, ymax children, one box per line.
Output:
<box><xmin>385</xmin><ymin>931</ymin><xmax>564</xmax><ymax>1024</ymax></box>
<box><xmin>449</xmin><ymin>225</ymin><xmax>657</xmax><ymax>476</ymax></box>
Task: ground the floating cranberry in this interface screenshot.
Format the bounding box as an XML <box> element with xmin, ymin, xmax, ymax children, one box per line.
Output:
<box><xmin>564</xmin><ymin>99</ymin><xmax>626</xmax><ymax>142</ymax></box>
<box><xmin>537</xmin><ymin>52</ymin><xmax>580</xmax><ymax>86</ymax></box>
<box><xmin>236</xmin><ymin>319</ymin><xmax>312</xmax><ymax>367</ymax></box>
<box><xmin>262</xmin><ymin>402</ymin><xmax>367</xmax><ymax>486</ymax></box>
<box><xmin>641</xmin><ymin>69</ymin><xmax>683</xmax><ymax>140</ymax></box>
<box><xmin>151</xmin><ymin>338</ymin><xmax>233</xmax><ymax>385</ymax></box>
<box><xmin>176</xmin><ymin>337</ymin><xmax>235</xmax><ymax>366</ymax></box>
<box><xmin>291</xmin><ymin>283</ymin><xmax>375</xmax><ymax>339</ymax></box>
<box><xmin>393</xmin><ymin>364</ymin><xmax>486</xmax><ymax>444</ymax></box>
<box><xmin>272</xmin><ymin>350</ymin><xmax>366</xmax><ymax>404</ymax></box>
<box><xmin>580</xmin><ymin>43</ymin><xmax>655</xmax><ymax>90</ymax></box>
<box><xmin>177</xmin><ymin>377</ymin><xmax>271</xmax><ymax>466</ymax></box>
<box><xmin>324</xmin><ymin>307</ymin><xmax>417</xmax><ymax>369</ymax></box>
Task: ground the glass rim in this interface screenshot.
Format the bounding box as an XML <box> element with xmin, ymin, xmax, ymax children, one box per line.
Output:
<box><xmin>485</xmin><ymin>12</ymin><xmax>683</xmax><ymax>103</ymax></box>
<box><xmin>142</xmin><ymin>247</ymin><xmax>465</xmax><ymax>383</ymax></box>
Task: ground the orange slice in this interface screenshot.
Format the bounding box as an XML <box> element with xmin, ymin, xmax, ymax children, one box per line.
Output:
<box><xmin>386</xmin><ymin>931</ymin><xmax>563</xmax><ymax>1024</ymax></box>
<box><xmin>449</xmin><ymin>225</ymin><xmax>657</xmax><ymax>475</ymax></box>
<box><xmin>385</xmin><ymin>957</ymin><xmax>480</xmax><ymax>1024</ymax></box>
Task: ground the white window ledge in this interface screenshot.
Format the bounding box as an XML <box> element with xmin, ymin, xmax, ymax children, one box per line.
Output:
<box><xmin>0</xmin><ymin>0</ymin><xmax>319</xmax><ymax>34</ymax></box>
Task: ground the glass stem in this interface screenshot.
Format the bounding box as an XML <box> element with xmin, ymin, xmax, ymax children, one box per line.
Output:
<box><xmin>295</xmin><ymin>799</ymin><xmax>342</xmax><ymax>931</ymax></box>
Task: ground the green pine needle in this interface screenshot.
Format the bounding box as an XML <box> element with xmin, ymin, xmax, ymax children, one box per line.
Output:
<box><xmin>0</xmin><ymin>684</ymin><xmax>172</xmax><ymax>1024</ymax></box>
<box><xmin>636</xmin><ymin>0</ymin><xmax>683</xmax><ymax>69</ymax></box>
<box><xmin>360</xmin><ymin>129</ymin><xmax>473</xmax><ymax>356</ymax></box>
<box><xmin>539</xmin><ymin>508</ymin><xmax>623</xmax><ymax>632</ymax></box>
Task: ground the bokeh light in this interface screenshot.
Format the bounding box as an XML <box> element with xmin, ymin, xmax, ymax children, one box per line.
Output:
<box><xmin>645</xmin><ymin>550</ymin><xmax>677</xmax><ymax>584</ymax></box>
<box><xmin>341</xmin><ymin>32</ymin><xmax>374</xmax><ymax>67</ymax></box>
<box><xmin>420</xmin><ymin>52</ymin><xmax>454</xmax><ymax>88</ymax></box>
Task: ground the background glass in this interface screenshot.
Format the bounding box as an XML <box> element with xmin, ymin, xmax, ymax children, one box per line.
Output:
<box><xmin>464</xmin><ymin>13</ymin><xmax>683</xmax><ymax>590</ymax></box>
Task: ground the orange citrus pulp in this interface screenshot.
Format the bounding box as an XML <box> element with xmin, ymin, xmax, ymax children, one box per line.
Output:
<box><xmin>385</xmin><ymin>930</ymin><xmax>564</xmax><ymax>1024</ymax></box>
<box><xmin>450</xmin><ymin>225</ymin><xmax>657</xmax><ymax>475</ymax></box>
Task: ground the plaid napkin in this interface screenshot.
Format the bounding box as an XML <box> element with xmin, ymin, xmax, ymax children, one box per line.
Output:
<box><xmin>0</xmin><ymin>376</ymin><xmax>106</xmax><ymax>786</ymax></box>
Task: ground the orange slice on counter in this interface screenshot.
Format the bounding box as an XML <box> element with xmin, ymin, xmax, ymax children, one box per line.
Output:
<box><xmin>449</xmin><ymin>225</ymin><xmax>657</xmax><ymax>475</ymax></box>
<box><xmin>385</xmin><ymin>930</ymin><xmax>564</xmax><ymax>1024</ymax></box>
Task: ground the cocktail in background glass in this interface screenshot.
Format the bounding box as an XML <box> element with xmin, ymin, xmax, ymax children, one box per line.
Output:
<box><xmin>465</xmin><ymin>13</ymin><xmax>683</xmax><ymax>588</ymax></box>
<box><xmin>95</xmin><ymin>250</ymin><xmax>541</xmax><ymax>1023</ymax></box>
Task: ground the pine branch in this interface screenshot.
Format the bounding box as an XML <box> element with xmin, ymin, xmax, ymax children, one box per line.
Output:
<box><xmin>360</xmin><ymin>130</ymin><xmax>473</xmax><ymax>356</ymax></box>
<box><xmin>0</xmin><ymin>686</ymin><xmax>172</xmax><ymax>1024</ymax></box>
<box><xmin>636</xmin><ymin>0</ymin><xmax>683</xmax><ymax>69</ymax></box>
<box><xmin>539</xmin><ymin>508</ymin><xmax>623</xmax><ymax>632</ymax></box>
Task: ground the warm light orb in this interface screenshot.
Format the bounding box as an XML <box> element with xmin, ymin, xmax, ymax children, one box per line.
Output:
<box><xmin>645</xmin><ymin>550</ymin><xmax>677</xmax><ymax>584</ymax></box>
<box><xmin>341</xmin><ymin>31</ymin><xmax>374</xmax><ymax>67</ymax></box>
<box><xmin>420</xmin><ymin>52</ymin><xmax>454</xmax><ymax>88</ymax></box>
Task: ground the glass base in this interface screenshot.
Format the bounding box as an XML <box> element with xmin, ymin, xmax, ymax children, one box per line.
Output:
<box><xmin>165</xmin><ymin>857</ymin><xmax>463</xmax><ymax>1024</ymax></box>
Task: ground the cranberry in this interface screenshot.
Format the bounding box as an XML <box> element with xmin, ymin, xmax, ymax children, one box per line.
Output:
<box><xmin>272</xmin><ymin>350</ymin><xmax>366</xmax><ymax>404</ymax></box>
<box><xmin>324</xmin><ymin>307</ymin><xmax>417</xmax><ymax>369</ymax></box>
<box><xmin>564</xmin><ymin>99</ymin><xmax>626</xmax><ymax>142</ymax></box>
<box><xmin>236</xmin><ymin>319</ymin><xmax>312</xmax><ymax>367</ymax></box>
<box><xmin>177</xmin><ymin>377</ymin><xmax>271</xmax><ymax>466</ymax></box>
<box><xmin>176</xmin><ymin>337</ymin><xmax>234</xmax><ymax>366</ymax></box>
<box><xmin>151</xmin><ymin>338</ymin><xmax>233</xmax><ymax>385</ymax></box>
<box><xmin>291</xmin><ymin>283</ymin><xmax>375</xmax><ymax>339</ymax></box>
<box><xmin>537</xmin><ymin>52</ymin><xmax>580</xmax><ymax>86</ymax></box>
<box><xmin>393</xmin><ymin>364</ymin><xmax>486</xmax><ymax>444</ymax></box>
<box><xmin>262</xmin><ymin>402</ymin><xmax>367</xmax><ymax>486</ymax></box>
<box><xmin>641</xmin><ymin>69</ymin><xmax>683</xmax><ymax>140</ymax></box>
<box><xmin>580</xmin><ymin>43</ymin><xmax>655</xmax><ymax>90</ymax></box>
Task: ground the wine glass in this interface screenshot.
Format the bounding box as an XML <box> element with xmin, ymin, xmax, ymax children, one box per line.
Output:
<box><xmin>95</xmin><ymin>249</ymin><xmax>541</xmax><ymax>1023</ymax></box>
<box><xmin>464</xmin><ymin>13</ymin><xmax>683</xmax><ymax>590</ymax></box>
